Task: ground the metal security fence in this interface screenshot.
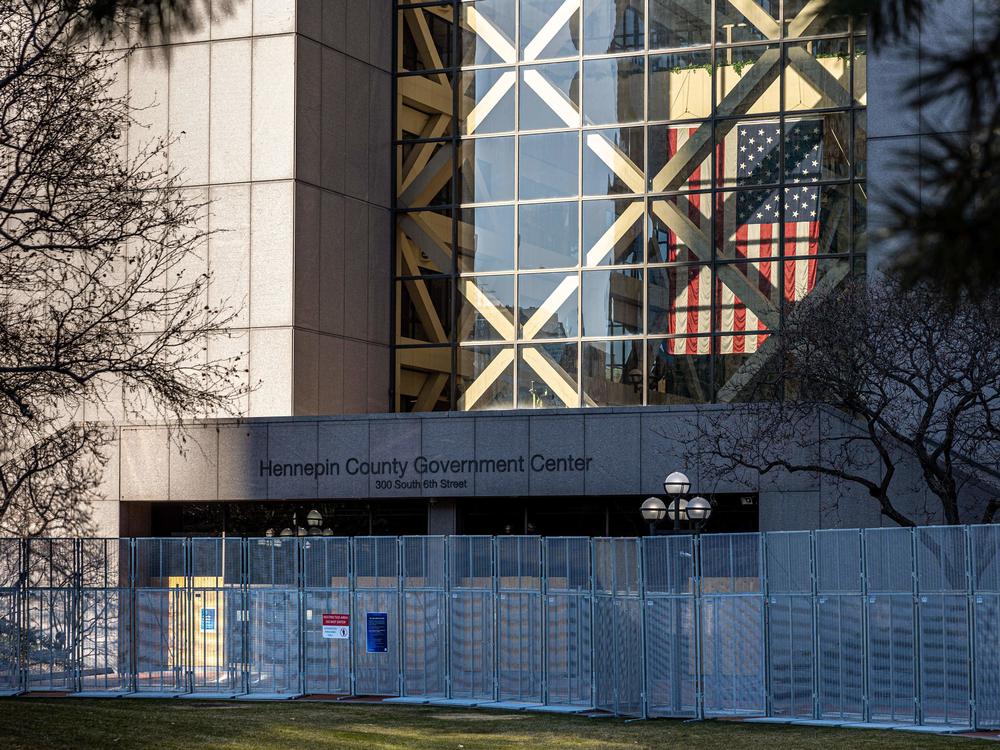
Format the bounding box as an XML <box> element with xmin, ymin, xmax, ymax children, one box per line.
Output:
<box><xmin>0</xmin><ymin>527</ymin><xmax>999</xmax><ymax>727</ymax></box>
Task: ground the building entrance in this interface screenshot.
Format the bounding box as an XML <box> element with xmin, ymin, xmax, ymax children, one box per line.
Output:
<box><xmin>143</xmin><ymin>494</ymin><xmax>758</xmax><ymax>538</ymax></box>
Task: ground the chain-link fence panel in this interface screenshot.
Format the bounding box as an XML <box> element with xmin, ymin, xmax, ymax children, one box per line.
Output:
<box><xmin>303</xmin><ymin>537</ymin><xmax>352</xmax><ymax>695</ymax></box>
<box><xmin>25</xmin><ymin>539</ymin><xmax>77</xmax><ymax>589</ymax></box>
<box><xmin>79</xmin><ymin>539</ymin><xmax>127</xmax><ymax>589</ymax></box>
<box><xmin>497</xmin><ymin>536</ymin><xmax>542</xmax><ymax>704</ymax></box>
<box><xmin>134</xmin><ymin>588</ymin><xmax>186</xmax><ymax>693</ymax></box>
<box><xmin>134</xmin><ymin>538</ymin><xmax>186</xmax><ymax>588</ymax></box>
<box><xmin>765</xmin><ymin>532</ymin><xmax>814</xmax><ymax>719</ymax></box>
<box><xmin>23</xmin><ymin>587</ymin><xmax>75</xmax><ymax>691</ymax></box>
<box><xmin>644</xmin><ymin>535</ymin><xmax>697</xmax><ymax>718</ymax></box>
<box><xmin>0</xmin><ymin>539</ymin><xmax>21</xmax><ymax>589</ymax></box>
<box><xmin>544</xmin><ymin>537</ymin><xmax>592</xmax><ymax>708</ymax></box>
<box><xmin>448</xmin><ymin>536</ymin><xmax>494</xmax><ymax>701</ymax></box>
<box><xmin>916</xmin><ymin>526</ymin><xmax>971</xmax><ymax>727</ymax></box>
<box><xmin>864</xmin><ymin>527</ymin><xmax>916</xmax><ymax>724</ymax></box>
<box><xmin>190</xmin><ymin>587</ymin><xmax>244</xmax><ymax>694</ymax></box>
<box><xmin>972</xmin><ymin>525</ymin><xmax>1000</xmax><ymax>728</ymax></box>
<box><xmin>354</xmin><ymin>537</ymin><xmax>399</xmax><ymax>696</ymax></box>
<box><xmin>593</xmin><ymin>538</ymin><xmax>642</xmax><ymax>717</ymax></box>
<box><xmin>402</xmin><ymin>536</ymin><xmax>447</xmax><ymax>698</ymax></box>
<box><xmin>0</xmin><ymin>588</ymin><xmax>18</xmax><ymax>692</ymax></box>
<box><xmin>78</xmin><ymin>588</ymin><xmax>130</xmax><ymax>693</ymax></box>
<box><xmin>700</xmin><ymin>533</ymin><xmax>765</xmax><ymax>716</ymax></box>
<box><xmin>247</xmin><ymin>588</ymin><xmax>300</xmax><ymax>695</ymax></box>
<box><xmin>814</xmin><ymin>529</ymin><xmax>864</xmax><ymax>721</ymax></box>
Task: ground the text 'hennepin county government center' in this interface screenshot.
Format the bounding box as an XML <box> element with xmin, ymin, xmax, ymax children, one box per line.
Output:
<box><xmin>77</xmin><ymin>0</ymin><xmax>976</xmax><ymax>540</ymax></box>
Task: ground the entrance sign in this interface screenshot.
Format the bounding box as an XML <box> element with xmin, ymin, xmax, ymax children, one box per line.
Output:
<box><xmin>199</xmin><ymin>607</ymin><xmax>216</xmax><ymax>633</ymax></box>
<box><xmin>322</xmin><ymin>613</ymin><xmax>350</xmax><ymax>639</ymax></box>
<box><xmin>366</xmin><ymin>612</ymin><xmax>388</xmax><ymax>653</ymax></box>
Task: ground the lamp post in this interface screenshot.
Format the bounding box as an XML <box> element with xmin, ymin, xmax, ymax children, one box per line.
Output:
<box><xmin>643</xmin><ymin>472</ymin><xmax>714</xmax><ymax>722</ymax></box>
<box><xmin>641</xmin><ymin>471</ymin><xmax>714</xmax><ymax>535</ymax></box>
<box><xmin>306</xmin><ymin>509</ymin><xmax>323</xmax><ymax>536</ymax></box>
<box><xmin>276</xmin><ymin>508</ymin><xmax>326</xmax><ymax>538</ymax></box>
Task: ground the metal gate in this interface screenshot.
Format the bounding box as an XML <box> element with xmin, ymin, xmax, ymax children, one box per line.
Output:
<box><xmin>247</xmin><ymin>537</ymin><xmax>300</xmax><ymax>696</ymax></box>
<box><xmin>864</xmin><ymin>527</ymin><xmax>917</xmax><ymax>724</ymax></box>
<box><xmin>449</xmin><ymin>536</ymin><xmax>494</xmax><ymax>702</ymax></box>
<box><xmin>353</xmin><ymin>537</ymin><xmax>399</xmax><ymax>696</ymax></box>
<box><xmin>916</xmin><ymin>526</ymin><xmax>971</xmax><ymax>727</ymax></box>
<box><xmin>133</xmin><ymin>538</ymin><xmax>186</xmax><ymax>693</ymax></box>
<box><xmin>700</xmin><ymin>533</ymin><xmax>765</xmax><ymax>716</ymax></box>
<box><xmin>814</xmin><ymin>529</ymin><xmax>865</xmax><ymax>721</ymax></box>
<box><xmin>0</xmin><ymin>586</ymin><xmax>17</xmax><ymax>693</ymax></box>
<box><xmin>972</xmin><ymin>525</ymin><xmax>1000</xmax><ymax>728</ymax></box>
<box><xmin>77</xmin><ymin>540</ymin><xmax>130</xmax><ymax>694</ymax></box>
<box><xmin>0</xmin><ymin>538</ymin><xmax>19</xmax><ymax>693</ymax></box>
<box><xmin>765</xmin><ymin>531</ymin><xmax>815</xmax><ymax>719</ymax></box>
<box><xmin>189</xmin><ymin>538</ymin><xmax>243</xmax><ymax>695</ymax></box>
<box><xmin>496</xmin><ymin>536</ymin><xmax>542</xmax><ymax>704</ymax></box>
<box><xmin>543</xmin><ymin>537</ymin><xmax>592</xmax><ymax>708</ymax></box>
<box><xmin>401</xmin><ymin>536</ymin><xmax>447</xmax><ymax>698</ymax></box>
<box><xmin>302</xmin><ymin>537</ymin><xmax>352</xmax><ymax>695</ymax></box>
<box><xmin>644</xmin><ymin>535</ymin><xmax>698</xmax><ymax>718</ymax></box>
<box><xmin>593</xmin><ymin>538</ymin><xmax>643</xmax><ymax>717</ymax></box>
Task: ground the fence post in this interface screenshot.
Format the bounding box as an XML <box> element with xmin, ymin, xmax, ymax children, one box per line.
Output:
<box><xmin>540</xmin><ymin>537</ymin><xmax>548</xmax><ymax>706</ymax></box>
<box><xmin>860</xmin><ymin>528</ymin><xmax>870</xmax><ymax>724</ymax></box>
<box><xmin>492</xmin><ymin>536</ymin><xmax>499</xmax><ymax>703</ymax></box>
<box><xmin>694</xmin><ymin>534</ymin><xmax>705</xmax><ymax>720</ymax></box>
<box><xmin>70</xmin><ymin>539</ymin><xmax>80</xmax><ymax>693</ymax></box>
<box><xmin>17</xmin><ymin>538</ymin><xmax>26</xmax><ymax>694</ymax></box>
<box><xmin>348</xmin><ymin>536</ymin><xmax>356</xmax><ymax>697</ymax></box>
<box><xmin>128</xmin><ymin>537</ymin><xmax>136</xmax><ymax>693</ymax></box>
<box><xmin>299</xmin><ymin>537</ymin><xmax>306</xmax><ymax>697</ymax></box>
<box><xmin>444</xmin><ymin>535</ymin><xmax>451</xmax><ymax>700</ymax></box>
<box><xmin>760</xmin><ymin>532</ymin><xmax>771</xmax><ymax>717</ymax></box>
<box><xmin>396</xmin><ymin>536</ymin><xmax>402</xmax><ymax>696</ymax></box>
<box><xmin>638</xmin><ymin>536</ymin><xmax>647</xmax><ymax>719</ymax></box>
<box><xmin>911</xmin><ymin>527</ymin><xmax>922</xmax><ymax>725</ymax></box>
<box><xmin>966</xmin><ymin>526</ymin><xmax>977</xmax><ymax>729</ymax></box>
<box><xmin>809</xmin><ymin>530</ymin><xmax>819</xmax><ymax>721</ymax></box>
<box><xmin>589</xmin><ymin>537</ymin><xmax>596</xmax><ymax>711</ymax></box>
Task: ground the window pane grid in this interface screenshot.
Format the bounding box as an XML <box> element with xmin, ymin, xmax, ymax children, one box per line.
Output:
<box><xmin>394</xmin><ymin>0</ymin><xmax>866</xmax><ymax>410</ymax></box>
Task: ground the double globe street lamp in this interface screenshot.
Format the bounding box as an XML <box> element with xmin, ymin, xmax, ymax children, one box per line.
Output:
<box><xmin>640</xmin><ymin>471</ymin><xmax>713</xmax><ymax>535</ymax></box>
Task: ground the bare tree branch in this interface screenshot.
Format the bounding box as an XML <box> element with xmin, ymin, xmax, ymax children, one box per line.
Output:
<box><xmin>685</xmin><ymin>276</ymin><xmax>1000</xmax><ymax>526</ymax></box>
<box><xmin>0</xmin><ymin>0</ymin><xmax>249</xmax><ymax>536</ymax></box>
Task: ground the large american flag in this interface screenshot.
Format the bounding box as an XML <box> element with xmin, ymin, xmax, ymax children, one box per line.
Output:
<box><xmin>660</xmin><ymin>120</ymin><xmax>822</xmax><ymax>356</ymax></box>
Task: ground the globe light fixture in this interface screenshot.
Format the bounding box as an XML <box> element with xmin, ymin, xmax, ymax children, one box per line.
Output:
<box><xmin>663</xmin><ymin>471</ymin><xmax>691</xmax><ymax>496</ymax></box>
<box><xmin>640</xmin><ymin>497</ymin><xmax>667</xmax><ymax>522</ymax></box>
<box><xmin>686</xmin><ymin>496</ymin><xmax>713</xmax><ymax>523</ymax></box>
<box><xmin>279</xmin><ymin>528</ymin><xmax>293</xmax><ymax>537</ymax></box>
<box><xmin>306</xmin><ymin>509</ymin><xmax>323</xmax><ymax>528</ymax></box>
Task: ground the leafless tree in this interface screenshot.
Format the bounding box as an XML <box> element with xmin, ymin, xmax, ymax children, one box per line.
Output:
<box><xmin>0</xmin><ymin>0</ymin><xmax>248</xmax><ymax>536</ymax></box>
<box><xmin>687</xmin><ymin>276</ymin><xmax>1000</xmax><ymax>527</ymax></box>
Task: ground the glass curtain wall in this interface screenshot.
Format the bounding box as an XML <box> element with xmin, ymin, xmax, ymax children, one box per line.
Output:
<box><xmin>394</xmin><ymin>0</ymin><xmax>867</xmax><ymax>411</ymax></box>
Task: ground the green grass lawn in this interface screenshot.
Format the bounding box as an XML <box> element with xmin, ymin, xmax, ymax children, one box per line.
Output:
<box><xmin>0</xmin><ymin>699</ymin><xmax>992</xmax><ymax>749</ymax></box>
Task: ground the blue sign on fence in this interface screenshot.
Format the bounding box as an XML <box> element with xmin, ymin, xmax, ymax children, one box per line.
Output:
<box><xmin>200</xmin><ymin>607</ymin><xmax>216</xmax><ymax>633</ymax></box>
<box><xmin>366</xmin><ymin>612</ymin><xmax>388</xmax><ymax>653</ymax></box>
